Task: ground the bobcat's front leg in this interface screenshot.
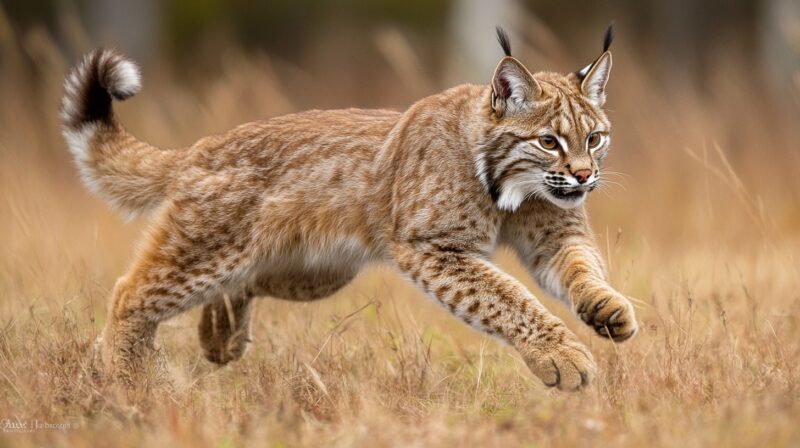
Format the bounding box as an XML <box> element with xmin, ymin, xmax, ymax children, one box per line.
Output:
<box><xmin>393</xmin><ymin>244</ymin><xmax>596</xmax><ymax>391</ymax></box>
<box><xmin>568</xmin><ymin>269</ymin><xmax>637</xmax><ymax>341</ymax></box>
<box><xmin>541</xmin><ymin>239</ymin><xmax>638</xmax><ymax>342</ymax></box>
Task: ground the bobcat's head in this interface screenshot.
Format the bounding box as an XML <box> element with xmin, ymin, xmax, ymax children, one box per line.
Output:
<box><xmin>477</xmin><ymin>25</ymin><xmax>614</xmax><ymax>211</ymax></box>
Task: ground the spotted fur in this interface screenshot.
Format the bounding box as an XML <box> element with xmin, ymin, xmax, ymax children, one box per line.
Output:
<box><xmin>62</xmin><ymin>28</ymin><xmax>636</xmax><ymax>391</ymax></box>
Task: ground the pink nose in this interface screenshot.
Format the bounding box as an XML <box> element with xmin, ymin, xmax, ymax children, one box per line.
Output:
<box><xmin>572</xmin><ymin>169</ymin><xmax>592</xmax><ymax>184</ymax></box>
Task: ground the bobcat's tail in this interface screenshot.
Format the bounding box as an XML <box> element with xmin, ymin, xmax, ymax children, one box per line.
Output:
<box><xmin>61</xmin><ymin>48</ymin><xmax>183</xmax><ymax>218</ymax></box>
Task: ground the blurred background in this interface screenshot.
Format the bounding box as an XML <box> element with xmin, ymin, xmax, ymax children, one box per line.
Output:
<box><xmin>1</xmin><ymin>2</ymin><xmax>800</xmax><ymax>446</ymax></box>
<box><xmin>1</xmin><ymin>0</ymin><xmax>798</xmax><ymax>267</ymax></box>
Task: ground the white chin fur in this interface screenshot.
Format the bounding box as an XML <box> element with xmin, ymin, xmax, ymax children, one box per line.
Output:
<box><xmin>496</xmin><ymin>187</ymin><xmax>527</xmax><ymax>212</ymax></box>
<box><xmin>543</xmin><ymin>190</ymin><xmax>587</xmax><ymax>209</ymax></box>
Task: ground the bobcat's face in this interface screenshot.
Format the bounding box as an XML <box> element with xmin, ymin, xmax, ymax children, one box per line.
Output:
<box><xmin>477</xmin><ymin>30</ymin><xmax>613</xmax><ymax>211</ymax></box>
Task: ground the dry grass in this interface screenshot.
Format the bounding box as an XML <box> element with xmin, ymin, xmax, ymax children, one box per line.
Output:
<box><xmin>1</xmin><ymin>16</ymin><xmax>800</xmax><ymax>448</ymax></box>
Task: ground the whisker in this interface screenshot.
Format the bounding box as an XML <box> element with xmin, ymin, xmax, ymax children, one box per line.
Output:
<box><xmin>597</xmin><ymin>188</ymin><xmax>614</xmax><ymax>200</ymax></box>
<box><xmin>596</xmin><ymin>177</ymin><xmax>627</xmax><ymax>191</ymax></box>
<box><xmin>600</xmin><ymin>172</ymin><xmax>627</xmax><ymax>177</ymax></box>
<box><xmin>599</xmin><ymin>169</ymin><xmax>631</xmax><ymax>179</ymax></box>
<box><xmin>598</xmin><ymin>181</ymin><xmax>626</xmax><ymax>191</ymax></box>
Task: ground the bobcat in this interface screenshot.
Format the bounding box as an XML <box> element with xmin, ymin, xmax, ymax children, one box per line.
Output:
<box><xmin>61</xmin><ymin>25</ymin><xmax>637</xmax><ymax>391</ymax></box>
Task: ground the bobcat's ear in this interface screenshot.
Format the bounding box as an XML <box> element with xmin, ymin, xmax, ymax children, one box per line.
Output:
<box><xmin>577</xmin><ymin>23</ymin><xmax>614</xmax><ymax>107</ymax></box>
<box><xmin>578</xmin><ymin>52</ymin><xmax>612</xmax><ymax>107</ymax></box>
<box><xmin>491</xmin><ymin>57</ymin><xmax>541</xmax><ymax>117</ymax></box>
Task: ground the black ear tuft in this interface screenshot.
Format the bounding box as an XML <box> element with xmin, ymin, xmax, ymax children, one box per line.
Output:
<box><xmin>577</xmin><ymin>22</ymin><xmax>616</xmax><ymax>81</ymax></box>
<box><xmin>496</xmin><ymin>26</ymin><xmax>512</xmax><ymax>57</ymax></box>
<box><xmin>603</xmin><ymin>21</ymin><xmax>615</xmax><ymax>52</ymax></box>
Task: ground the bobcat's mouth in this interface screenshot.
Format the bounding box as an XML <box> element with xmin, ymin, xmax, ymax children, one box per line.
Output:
<box><xmin>543</xmin><ymin>185</ymin><xmax>592</xmax><ymax>209</ymax></box>
<box><xmin>547</xmin><ymin>186</ymin><xmax>586</xmax><ymax>201</ymax></box>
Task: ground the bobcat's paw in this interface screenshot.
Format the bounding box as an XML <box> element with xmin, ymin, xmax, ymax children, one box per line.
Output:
<box><xmin>526</xmin><ymin>338</ymin><xmax>596</xmax><ymax>391</ymax></box>
<box><xmin>577</xmin><ymin>292</ymin><xmax>638</xmax><ymax>342</ymax></box>
<box><xmin>198</xmin><ymin>299</ymin><xmax>253</xmax><ymax>366</ymax></box>
<box><xmin>201</xmin><ymin>333</ymin><xmax>252</xmax><ymax>365</ymax></box>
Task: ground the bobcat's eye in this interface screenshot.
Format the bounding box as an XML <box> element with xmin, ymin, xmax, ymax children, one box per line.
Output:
<box><xmin>587</xmin><ymin>132</ymin><xmax>602</xmax><ymax>149</ymax></box>
<box><xmin>538</xmin><ymin>135</ymin><xmax>559</xmax><ymax>150</ymax></box>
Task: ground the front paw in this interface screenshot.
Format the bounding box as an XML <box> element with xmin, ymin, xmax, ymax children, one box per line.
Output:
<box><xmin>576</xmin><ymin>292</ymin><xmax>638</xmax><ymax>342</ymax></box>
<box><xmin>526</xmin><ymin>336</ymin><xmax>596</xmax><ymax>391</ymax></box>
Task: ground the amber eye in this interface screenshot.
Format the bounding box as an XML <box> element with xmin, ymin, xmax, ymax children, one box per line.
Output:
<box><xmin>587</xmin><ymin>132</ymin><xmax>602</xmax><ymax>148</ymax></box>
<box><xmin>538</xmin><ymin>135</ymin><xmax>559</xmax><ymax>150</ymax></box>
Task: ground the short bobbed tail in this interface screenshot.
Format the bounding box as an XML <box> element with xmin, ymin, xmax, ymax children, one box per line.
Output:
<box><xmin>61</xmin><ymin>49</ymin><xmax>182</xmax><ymax>219</ymax></box>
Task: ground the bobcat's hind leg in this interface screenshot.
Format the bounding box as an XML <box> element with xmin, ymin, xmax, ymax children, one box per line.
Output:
<box><xmin>99</xmin><ymin>228</ymin><xmax>253</xmax><ymax>384</ymax></box>
<box><xmin>198</xmin><ymin>292</ymin><xmax>254</xmax><ymax>365</ymax></box>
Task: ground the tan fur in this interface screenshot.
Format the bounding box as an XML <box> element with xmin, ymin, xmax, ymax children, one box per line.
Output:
<box><xmin>62</xmin><ymin>38</ymin><xmax>636</xmax><ymax>391</ymax></box>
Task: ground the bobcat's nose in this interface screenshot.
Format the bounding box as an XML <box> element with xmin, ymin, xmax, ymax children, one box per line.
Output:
<box><xmin>572</xmin><ymin>169</ymin><xmax>592</xmax><ymax>184</ymax></box>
